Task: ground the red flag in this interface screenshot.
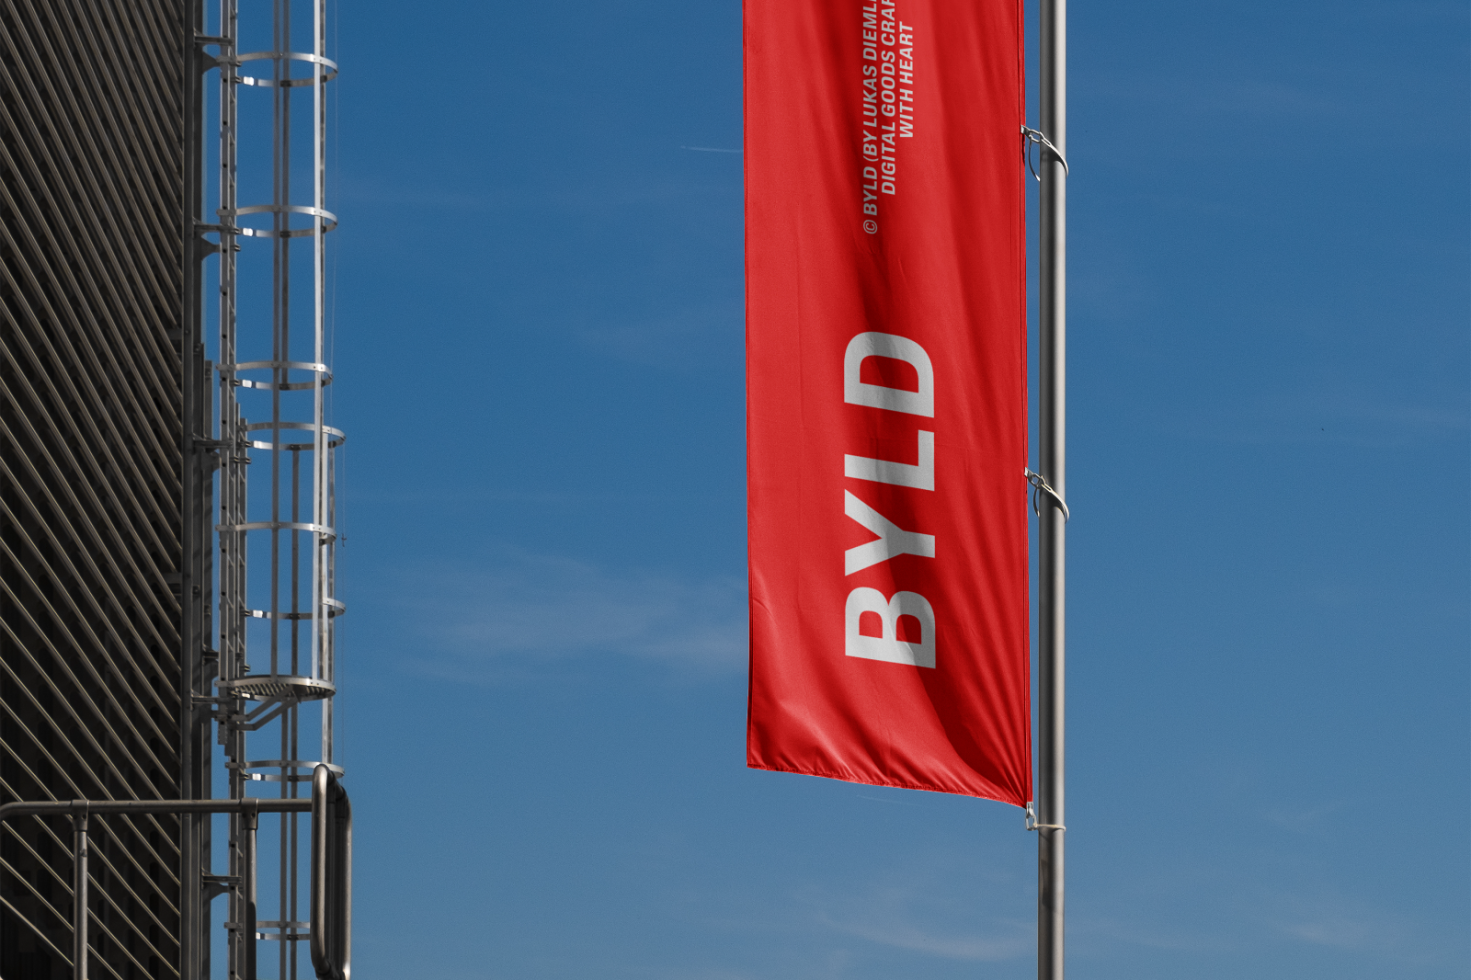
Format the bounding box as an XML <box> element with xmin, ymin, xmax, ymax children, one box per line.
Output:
<box><xmin>745</xmin><ymin>0</ymin><xmax>1030</xmax><ymax>804</ymax></box>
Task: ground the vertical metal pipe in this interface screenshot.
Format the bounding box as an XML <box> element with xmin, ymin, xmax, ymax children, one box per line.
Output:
<box><xmin>243</xmin><ymin>803</ymin><xmax>258</xmax><ymax>980</ymax></box>
<box><xmin>313</xmin><ymin>0</ymin><xmax>333</xmax><ymax>767</ymax></box>
<box><xmin>72</xmin><ymin>809</ymin><xmax>88</xmax><ymax>980</ymax></box>
<box><xmin>1037</xmin><ymin>0</ymin><xmax>1066</xmax><ymax>975</ymax></box>
<box><xmin>181</xmin><ymin>3</ymin><xmax>211</xmax><ymax>976</ymax></box>
<box><xmin>219</xmin><ymin>0</ymin><xmax>240</xmax><ymax>684</ymax></box>
<box><xmin>289</xmin><ymin>708</ymin><xmax>300</xmax><ymax>980</ymax></box>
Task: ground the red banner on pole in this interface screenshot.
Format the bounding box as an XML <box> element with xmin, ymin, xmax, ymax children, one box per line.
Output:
<box><xmin>745</xmin><ymin>0</ymin><xmax>1030</xmax><ymax>804</ymax></box>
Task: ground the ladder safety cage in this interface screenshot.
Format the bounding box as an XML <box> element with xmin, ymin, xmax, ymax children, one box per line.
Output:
<box><xmin>195</xmin><ymin>0</ymin><xmax>348</xmax><ymax>974</ymax></box>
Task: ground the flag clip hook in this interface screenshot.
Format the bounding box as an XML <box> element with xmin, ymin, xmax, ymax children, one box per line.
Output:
<box><xmin>1024</xmin><ymin>468</ymin><xmax>1070</xmax><ymax>522</ymax></box>
<box><xmin>1021</xmin><ymin>125</ymin><xmax>1069</xmax><ymax>181</ymax></box>
<box><xmin>1025</xmin><ymin>802</ymin><xmax>1066</xmax><ymax>833</ymax></box>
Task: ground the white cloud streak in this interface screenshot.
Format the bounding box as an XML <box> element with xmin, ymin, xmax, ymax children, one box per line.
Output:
<box><xmin>397</xmin><ymin>553</ymin><xmax>747</xmax><ymax>677</ymax></box>
<box><xmin>806</xmin><ymin>885</ymin><xmax>1030</xmax><ymax>962</ymax></box>
<box><xmin>1268</xmin><ymin>892</ymin><xmax>1413</xmax><ymax>953</ymax></box>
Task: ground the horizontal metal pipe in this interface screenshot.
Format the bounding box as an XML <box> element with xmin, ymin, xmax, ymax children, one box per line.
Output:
<box><xmin>0</xmin><ymin>799</ymin><xmax>310</xmax><ymax>821</ymax></box>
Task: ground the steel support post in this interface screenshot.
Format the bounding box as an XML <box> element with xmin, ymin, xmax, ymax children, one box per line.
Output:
<box><xmin>243</xmin><ymin>803</ymin><xmax>258</xmax><ymax>980</ymax></box>
<box><xmin>181</xmin><ymin>2</ymin><xmax>215</xmax><ymax>976</ymax></box>
<box><xmin>71</xmin><ymin>810</ymin><xmax>89</xmax><ymax>980</ymax></box>
<box><xmin>1037</xmin><ymin>0</ymin><xmax>1066</xmax><ymax>976</ymax></box>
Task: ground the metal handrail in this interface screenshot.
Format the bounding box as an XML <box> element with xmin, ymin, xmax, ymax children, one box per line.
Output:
<box><xmin>309</xmin><ymin>766</ymin><xmax>351</xmax><ymax>980</ymax></box>
<box><xmin>0</xmin><ymin>765</ymin><xmax>349</xmax><ymax>980</ymax></box>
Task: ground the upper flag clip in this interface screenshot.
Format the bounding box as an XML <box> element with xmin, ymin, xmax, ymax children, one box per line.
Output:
<box><xmin>1024</xmin><ymin>468</ymin><xmax>1070</xmax><ymax>522</ymax></box>
<box><xmin>1021</xmin><ymin>125</ymin><xmax>1069</xmax><ymax>181</ymax></box>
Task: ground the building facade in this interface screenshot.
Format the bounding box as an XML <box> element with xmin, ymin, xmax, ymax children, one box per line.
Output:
<box><xmin>0</xmin><ymin>0</ymin><xmax>348</xmax><ymax>972</ymax></box>
<box><xmin>0</xmin><ymin>1</ymin><xmax>211</xmax><ymax>977</ymax></box>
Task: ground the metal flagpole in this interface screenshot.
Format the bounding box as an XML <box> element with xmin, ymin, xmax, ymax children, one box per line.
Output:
<box><xmin>1037</xmin><ymin>0</ymin><xmax>1066</xmax><ymax>973</ymax></box>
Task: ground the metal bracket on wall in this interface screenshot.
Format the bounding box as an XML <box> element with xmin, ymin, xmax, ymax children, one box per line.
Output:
<box><xmin>192</xmin><ymin>435</ymin><xmax>229</xmax><ymax>452</ymax></box>
<box><xmin>193</xmin><ymin>34</ymin><xmax>227</xmax><ymax>72</ymax></box>
<box><xmin>203</xmin><ymin>873</ymin><xmax>241</xmax><ymax>901</ymax></box>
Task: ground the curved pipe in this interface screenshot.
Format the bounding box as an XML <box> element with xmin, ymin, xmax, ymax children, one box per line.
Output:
<box><xmin>311</xmin><ymin>765</ymin><xmax>352</xmax><ymax>980</ymax></box>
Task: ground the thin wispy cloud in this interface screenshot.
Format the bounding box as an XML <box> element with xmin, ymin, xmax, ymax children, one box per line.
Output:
<box><xmin>819</xmin><ymin>908</ymin><xmax>1030</xmax><ymax>961</ymax></box>
<box><xmin>1076</xmin><ymin>915</ymin><xmax>1235</xmax><ymax>954</ymax></box>
<box><xmin>1281</xmin><ymin>916</ymin><xmax>1391</xmax><ymax>948</ymax></box>
<box><xmin>805</xmin><ymin>885</ymin><xmax>1030</xmax><ymax>962</ymax></box>
<box><xmin>395</xmin><ymin>553</ymin><xmax>747</xmax><ymax>679</ymax></box>
<box><xmin>1262</xmin><ymin>799</ymin><xmax>1345</xmax><ymax>830</ymax></box>
<box><xmin>1266</xmin><ymin>891</ymin><xmax>1414</xmax><ymax>955</ymax></box>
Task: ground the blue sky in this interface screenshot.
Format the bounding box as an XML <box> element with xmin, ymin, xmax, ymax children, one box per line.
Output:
<box><xmin>323</xmin><ymin>1</ymin><xmax>1468</xmax><ymax>976</ymax></box>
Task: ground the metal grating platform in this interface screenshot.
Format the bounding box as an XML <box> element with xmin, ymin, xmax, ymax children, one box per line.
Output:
<box><xmin>218</xmin><ymin>675</ymin><xmax>336</xmax><ymax>702</ymax></box>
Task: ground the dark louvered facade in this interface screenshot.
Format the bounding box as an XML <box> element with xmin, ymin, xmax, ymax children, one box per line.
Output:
<box><xmin>0</xmin><ymin>1</ymin><xmax>202</xmax><ymax>978</ymax></box>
